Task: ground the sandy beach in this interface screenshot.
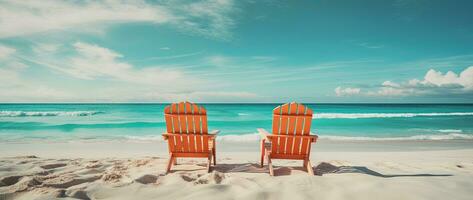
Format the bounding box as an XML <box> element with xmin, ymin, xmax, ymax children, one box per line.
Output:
<box><xmin>1</xmin><ymin>139</ymin><xmax>472</xmax><ymax>200</ymax></box>
<box><xmin>2</xmin><ymin>0</ymin><xmax>473</xmax><ymax>199</ymax></box>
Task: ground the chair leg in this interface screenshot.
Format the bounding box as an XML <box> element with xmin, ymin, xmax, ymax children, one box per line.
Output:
<box><xmin>207</xmin><ymin>153</ymin><xmax>212</xmax><ymax>173</ymax></box>
<box><xmin>260</xmin><ymin>140</ymin><xmax>265</xmax><ymax>168</ymax></box>
<box><xmin>267</xmin><ymin>156</ymin><xmax>274</xmax><ymax>176</ymax></box>
<box><xmin>166</xmin><ymin>154</ymin><xmax>174</xmax><ymax>174</ymax></box>
<box><xmin>303</xmin><ymin>159</ymin><xmax>308</xmax><ymax>168</ymax></box>
<box><xmin>306</xmin><ymin>160</ymin><xmax>314</xmax><ymax>175</ymax></box>
<box><xmin>173</xmin><ymin>157</ymin><xmax>177</xmax><ymax>165</ymax></box>
<box><xmin>213</xmin><ymin>146</ymin><xmax>216</xmax><ymax>166</ymax></box>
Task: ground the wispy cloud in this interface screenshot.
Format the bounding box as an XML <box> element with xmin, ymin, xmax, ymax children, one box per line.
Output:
<box><xmin>3</xmin><ymin>42</ymin><xmax>261</xmax><ymax>102</ymax></box>
<box><xmin>357</xmin><ymin>42</ymin><xmax>385</xmax><ymax>49</ymax></box>
<box><xmin>0</xmin><ymin>46</ymin><xmax>72</xmax><ymax>102</ymax></box>
<box><xmin>22</xmin><ymin>42</ymin><xmax>196</xmax><ymax>87</ymax></box>
<box><xmin>0</xmin><ymin>0</ymin><xmax>238</xmax><ymax>40</ymax></box>
<box><xmin>32</xmin><ymin>43</ymin><xmax>62</xmax><ymax>54</ymax></box>
<box><xmin>0</xmin><ymin>44</ymin><xmax>16</xmax><ymax>59</ymax></box>
<box><xmin>0</xmin><ymin>44</ymin><xmax>27</xmax><ymax>69</ymax></box>
<box><xmin>132</xmin><ymin>52</ymin><xmax>203</xmax><ymax>62</ymax></box>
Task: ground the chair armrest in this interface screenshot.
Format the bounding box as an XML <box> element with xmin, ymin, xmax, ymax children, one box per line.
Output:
<box><xmin>162</xmin><ymin>132</ymin><xmax>169</xmax><ymax>140</ymax></box>
<box><xmin>310</xmin><ymin>132</ymin><xmax>319</xmax><ymax>142</ymax></box>
<box><xmin>266</xmin><ymin>134</ymin><xmax>318</xmax><ymax>142</ymax></box>
<box><xmin>208</xmin><ymin>130</ymin><xmax>220</xmax><ymax>141</ymax></box>
<box><xmin>162</xmin><ymin>133</ymin><xmax>216</xmax><ymax>139</ymax></box>
<box><xmin>257</xmin><ymin>128</ymin><xmax>270</xmax><ymax>141</ymax></box>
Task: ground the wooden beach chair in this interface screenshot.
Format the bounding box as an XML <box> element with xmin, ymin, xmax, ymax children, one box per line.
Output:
<box><xmin>258</xmin><ymin>102</ymin><xmax>318</xmax><ymax>176</ymax></box>
<box><xmin>162</xmin><ymin>102</ymin><xmax>219</xmax><ymax>173</ymax></box>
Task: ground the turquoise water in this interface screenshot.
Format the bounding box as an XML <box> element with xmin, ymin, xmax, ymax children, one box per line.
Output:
<box><xmin>1</xmin><ymin>104</ymin><xmax>473</xmax><ymax>142</ymax></box>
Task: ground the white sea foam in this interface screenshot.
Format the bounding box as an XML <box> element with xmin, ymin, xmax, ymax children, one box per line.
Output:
<box><xmin>124</xmin><ymin>133</ymin><xmax>261</xmax><ymax>142</ymax></box>
<box><xmin>237</xmin><ymin>113</ymin><xmax>249</xmax><ymax>116</ymax></box>
<box><xmin>314</xmin><ymin>112</ymin><xmax>473</xmax><ymax>119</ymax></box>
<box><xmin>124</xmin><ymin>135</ymin><xmax>164</xmax><ymax>141</ymax></box>
<box><xmin>437</xmin><ymin>129</ymin><xmax>463</xmax><ymax>133</ymax></box>
<box><xmin>217</xmin><ymin>133</ymin><xmax>260</xmax><ymax>142</ymax></box>
<box><xmin>0</xmin><ymin>111</ymin><xmax>103</xmax><ymax>117</ymax></box>
<box><xmin>319</xmin><ymin>133</ymin><xmax>473</xmax><ymax>141</ymax></box>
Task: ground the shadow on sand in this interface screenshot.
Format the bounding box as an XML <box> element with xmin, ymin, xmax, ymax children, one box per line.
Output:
<box><xmin>314</xmin><ymin>162</ymin><xmax>453</xmax><ymax>178</ymax></box>
<box><xmin>179</xmin><ymin>161</ymin><xmax>453</xmax><ymax>177</ymax></box>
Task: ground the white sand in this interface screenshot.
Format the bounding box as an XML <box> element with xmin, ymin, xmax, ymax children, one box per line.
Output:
<box><xmin>1</xmin><ymin>140</ymin><xmax>473</xmax><ymax>200</ymax></box>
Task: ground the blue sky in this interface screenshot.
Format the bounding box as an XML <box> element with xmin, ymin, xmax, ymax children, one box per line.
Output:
<box><xmin>0</xmin><ymin>0</ymin><xmax>472</xmax><ymax>103</ymax></box>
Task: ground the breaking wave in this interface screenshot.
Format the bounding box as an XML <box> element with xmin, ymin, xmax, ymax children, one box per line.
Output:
<box><xmin>314</xmin><ymin>112</ymin><xmax>473</xmax><ymax>119</ymax></box>
<box><xmin>319</xmin><ymin>133</ymin><xmax>473</xmax><ymax>141</ymax></box>
<box><xmin>0</xmin><ymin>111</ymin><xmax>103</xmax><ymax>117</ymax></box>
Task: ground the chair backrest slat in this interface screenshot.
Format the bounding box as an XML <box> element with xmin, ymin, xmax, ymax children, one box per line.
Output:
<box><xmin>271</xmin><ymin>102</ymin><xmax>313</xmax><ymax>155</ymax></box>
<box><xmin>285</xmin><ymin>103</ymin><xmax>298</xmax><ymax>154</ymax></box>
<box><xmin>300</xmin><ymin>108</ymin><xmax>313</xmax><ymax>155</ymax></box>
<box><xmin>192</xmin><ymin>104</ymin><xmax>203</xmax><ymax>152</ymax></box>
<box><xmin>164</xmin><ymin>102</ymin><xmax>209</xmax><ymax>153</ymax></box>
<box><xmin>293</xmin><ymin>104</ymin><xmax>306</xmax><ymax>154</ymax></box>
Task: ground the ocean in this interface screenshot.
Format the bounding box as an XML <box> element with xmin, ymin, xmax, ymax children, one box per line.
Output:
<box><xmin>1</xmin><ymin>104</ymin><xmax>473</xmax><ymax>143</ymax></box>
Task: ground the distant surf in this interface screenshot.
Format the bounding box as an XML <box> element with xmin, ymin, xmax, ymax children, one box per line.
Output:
<box><xmin>318</xmin><ymin>133</ymin><xmax>473</xmax><ymax>141</ymax></box>
<box><xmin>314</xmin><ymin>112</ymin><xmax>473</xmax><ymax>119</ymax></box>
<box><xmin>0</xmin><ymin>111</ymin><xmax>103</xmax><ymax>117</ymax></box>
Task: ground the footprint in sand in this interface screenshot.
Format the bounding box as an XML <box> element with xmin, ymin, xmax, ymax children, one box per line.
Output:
<box><xmin>40</xmin><ymin>163</ymin><xmax>67</xmax><ymax>169</ymax></box>
<box><xmin>194</xmin><ymin>172</ymin><xmax>225</xmax><ymax>185</ymax></box>
<box><xmin>10</xmin><ymin>177</ymin><xmax>42</xmax><ymax>192</ymax></box>
<box><xmin>180</xmin><ymin>174</ymin><xmax>197</xmax><ymax>182</ymax></box>
<box><xmin>43</xmin><ymin>175</ymin><xmax>102</xmax><ymax>188</ymax></box>
<box><xmin>134</xmin><ymin>174</ymin><xmax>159</xmax><ymax>184</ymax></box>
<box><xmin>0</xmin><ymin>175</ymin><xmax>23</xmax><ymax>187</ymax></box>
<box><xmin>66</xmin><ymin>188</ymin><xmax>91</xmax><ymax>200</ymax></box>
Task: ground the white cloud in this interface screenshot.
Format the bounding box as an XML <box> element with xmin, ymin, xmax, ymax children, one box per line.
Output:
<box><xmin>336</xmin><ymin>66</ymin><xmax>473</xmax><ymax>97</ymax></box>
<box><xmin>0</xmin><ymin>0</ymin><xmax>237</xmax><ymax>39</ymax></box>
<box><xmin>0</xmin><ymin>44</ymin><xmax>28</xmax><ymax>70</ymax></box>
<box><xmin>335</xmin><ymin>87</ymin><xmax>361</xmax><ymax>96</ymax></box>
<box><xmin>382</xmin><ymin>80</ymin><xmax>400</xmax><ymax>87</ymax></box>
<box><xmin>37</xmin><ymin>42</ymin><xmax>193</xmax><ymax>86</ymax></box>
<box><xmin>0</xmin><ymin>68</ymin><xmax>21</xmax><ymax>85</ymax></box>
<box><xmin>422</xmin><ymin>68</ymin><xmax>473</xmax><ymax>89</ymax></box>
<box><xmin>0</xmin><ymin>67</ymin><xmax>73</xmax><ymax>102</ymax></box>
<box><xmin>0</xmin><ymin>0</ymin><xmax>172</xmax><ymax>38</ymax></box>
<box><xmin>0</xmin><ymin>41</ymin><xmax>260</xmax><ymax>102</ymax></box>
<box><xmin>32</xmin><ymin>43</ymin><xmax>61</xmax><ymax>54</ymax></box>
<box><xmin>0</xmin><ymin>44</ymin><xmax>16</xmax><ymax>60</ymax></box>
<box><xmin>371</xmin><ymin>87</ymin><xmax>411</xmax><ymax>96</ymax></box>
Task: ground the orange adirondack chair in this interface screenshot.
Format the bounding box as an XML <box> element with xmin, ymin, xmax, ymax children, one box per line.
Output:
<box><xmin>162</xmin><ymin>102</ymin><xmax>219</xmax><ymax>173</ymax></box>
<box><xmin>258</xmin><ymin>102</ymin><xmax>318</xmax><ymax>176</ymax></box>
